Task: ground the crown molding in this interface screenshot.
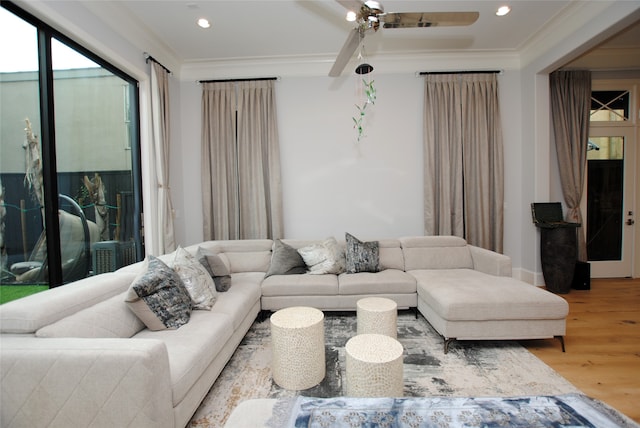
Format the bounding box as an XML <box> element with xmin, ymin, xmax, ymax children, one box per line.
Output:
<box><xmin>179</xmin><ymin>50</ymin><xmax>521</xmax><ymax>81</ymax></box>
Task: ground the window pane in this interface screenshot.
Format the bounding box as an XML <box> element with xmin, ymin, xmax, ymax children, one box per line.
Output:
<box><xmin>52</xmin><ymin>38</ymin><xmax>137</xmax><ymax>282</ymax></box>
<box><xmin>587</xmin><ymin>136</ymin><xmax>624</xmax><ymax>160</ymax></box>
<box><xmin>590</xmin><ymin>90</ymin><xmax>630</xmax><ymax>122</ymax></box>
<box><xmin>0</xmin><ymin>8</ymin><xmax>48</xmax><ymax>287</ymax></box>
<box><xmin>586</xmin><ymin>136</ymin><xmax>625</xmax><ymax>261</ymax></box>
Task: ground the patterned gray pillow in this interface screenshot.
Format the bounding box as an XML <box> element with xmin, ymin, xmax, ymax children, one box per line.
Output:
<box><xmin>265</xmin><ymin>239</ymin><xmax>307</xmax><ymax>278</ymax></box>
<box><xmin>345</xmin><ymin>233</ymin><xmax>379</xmax><ymax>274</ymax></box>
<box><xmin>125</xmin><ymin>255</ymin><xmax>192</xmax><ymax>330</ymax></box>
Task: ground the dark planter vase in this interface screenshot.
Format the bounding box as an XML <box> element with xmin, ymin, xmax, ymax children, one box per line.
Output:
<box><xmin>540</xmin><ymin>227</ymin><xmax>577</xmax><ymax>294</ymax></box>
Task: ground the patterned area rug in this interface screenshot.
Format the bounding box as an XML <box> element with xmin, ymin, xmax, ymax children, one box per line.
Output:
<box><xmin>189</xmin><ymin>311</ymin><xmax>579</xmax><ymax>427</ymax></box>
<box><xmin>277</xmin><ymin>395</ymin><xmax>638</xmax><ymax>427</ymax></box>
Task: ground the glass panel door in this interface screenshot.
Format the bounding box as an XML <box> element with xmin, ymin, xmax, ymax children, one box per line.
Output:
<box><xmin>1</xmin><ymin>3</ymin><xmax>142</xmax><ymax>293</ymax></box>
<box><xmin>584</xmin><ymin>128</ymin><xmax>635</xmax><ymax>277</ymax></box>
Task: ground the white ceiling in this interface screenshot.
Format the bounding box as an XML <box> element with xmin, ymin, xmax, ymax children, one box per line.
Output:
<box><xmin>119</xmin><ymin>0</ymin><xmax>570</xmax><ymax>61</ymax></box>
<box><xmin>118</xmin><ymin>1</ymin><xmax>571</xmax><ymax>60</ymax></box>
<box><xmin>77</xmin><ymin>0</ymin><xmax>640</xmax><ymax>77</ymax></box>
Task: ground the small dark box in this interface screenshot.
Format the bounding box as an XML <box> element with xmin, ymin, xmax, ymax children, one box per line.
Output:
<box><xmin>531</xmin><ymin>202</ymin><xmax>581</xmax><ymax>228</ymax></box>
<box><xmin>572</xmin><ymin>261</ymin><xmax>591</xmax><ymax>290</ymax></box>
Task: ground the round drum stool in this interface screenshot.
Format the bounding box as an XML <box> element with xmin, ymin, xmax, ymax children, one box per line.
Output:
<box><xmin>357</xmin><ymin>297</ymin><xmax>398</xmax><ymax>338</ymax></box>
<box><xmin>270</xmin><ymin>306</ymin><xmax>325</xmax><ymax>390</ymax></box>
<box><xmin>345</xmin><ymin>333</ymin><xmax>404</xmax><ymax>397</ymax></box>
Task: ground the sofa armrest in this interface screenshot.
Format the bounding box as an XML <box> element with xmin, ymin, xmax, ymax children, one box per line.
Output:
<box><xmin>468</xmin><ymin>245</ymin><xmax>512</xmax><ymax>277</ymax></box>
<box><xmin>1</xmin><ymin>337</ymin><xmax>174</xmax><ymax>428</ymax></box>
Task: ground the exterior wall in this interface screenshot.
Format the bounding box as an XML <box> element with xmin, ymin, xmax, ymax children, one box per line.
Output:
<box><xmin>0</xmin><ymin>69</ymin><xmax>132</xmax><ymax>174</ymax></box>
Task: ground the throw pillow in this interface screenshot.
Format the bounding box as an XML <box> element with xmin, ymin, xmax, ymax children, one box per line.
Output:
<box><xmin>171</xmin><ymin>247</ymin><xmax>218</xmax><ymax>310</ymax></box>
<box><xmin>196</xmin><ymin>247</ymin><xmax>232</xmax><ymax>292</ymax></box>
<box><xmin>265</xmin><ymin>239</ymin><xmax>308</xmax><ymax>278</ymax></box>
<box><xmin>125</xmin><ymin>255</ymin><xmax>192</xmax><ymax>330</ymax></box>
<box><xmin>298</xmin><ymin>237</ymin><xmax>345</xmax><ymax>275</ymax></box>
<box><xmin>345</xmin><ymin>232</ymin><xmax>379</xmax><ymax>274</ymax></box>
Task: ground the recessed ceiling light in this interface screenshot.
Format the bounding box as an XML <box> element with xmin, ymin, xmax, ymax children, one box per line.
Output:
<box><xmin>496</xmin><ymin>6</ymin><xmax>511</xmax><ymax>16</ymax></box>
<box><xmin>197</xmin><ymin>18</ymin><xmax>211</xmax><ymax>29</ymax></box>
<box><xmin>346</xmin><ymin>11</ymin><xmax>357</xmax><ymax>22</ymax></box>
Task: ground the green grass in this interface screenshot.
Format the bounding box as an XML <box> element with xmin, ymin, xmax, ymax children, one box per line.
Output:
<box><xmin>0</xmin><ymin>285</ymin><xmax>49</xmax><ymax>304</ymax></box>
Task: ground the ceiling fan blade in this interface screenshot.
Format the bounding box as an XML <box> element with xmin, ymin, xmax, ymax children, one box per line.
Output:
<box><xmin>336</xmin><ymin>0</ymin><xmax>364</xmax><ymax>13</ymax></box>
<box><xmin>382</xmin><ymin>11</ymin><xmax>479</xmax><ymax>28</ymax></box>
<box><xmin>329</xmin><ymin>27</ymin><xmax>363</xmax><ymax>77</ymax></box>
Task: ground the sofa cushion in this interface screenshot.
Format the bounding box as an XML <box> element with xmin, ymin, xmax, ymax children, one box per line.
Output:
<box><xmin>0</xmin><ymin>271</ymin><xmax>137</xmax><ymax>334</ymax></box>
<box><xmin>298</xmin><ymin>237</ymin><xmax>345</xmax><ymax>275</ymax></box>
<box><xmin>192</xmin><ymin>239</ymin><xmax>273</xmax><ymax>273</ymax></box>
<box><xmin>125</xmin><ymin>256</ymin><xmax>192</xmax><ymax>330</ymax></box>
<box><xmin>400</xmin><ymin>236</ymin><xmax>473</xmax><ymax>270</ymax></box>
<box><xmin>378</xmin><ymin>239</ymin><xmax>405</xmax><ymax>271</ymax></box>
<box><xmin>338</xmin><ymin>269</ymin><xmax>416</xmax><ymax>295</ymax></box>
<box><xmin>171</xmin><ymin>247</ymin><xmax>218</xmax><ymax>310</ymax></box>
<box><xmin>345</xmin><ymin>233</ymin><xmax>379</xmax><ymax>273</ymax></box>
<box><xmin>261</xmin><ymin>273</ymin><xmax>339</xmax><ymax>296</ymax></box>
<box><xmin>413</xmin><ymin>269</ymin><xmax>569</xmax><ymax>321</ymax></box>
<box><xmin>133</xmin><ymin>310</ymin><xmax>234</xmax><ymax>407</ymax></box>
<box><xmin>265</xmin><ymin>239</ymin><xmax>307</xmax><ymax>278</ymax></box>
<box><xmin>35</xmin><ymin>291</ymin><xmax>145</xmax><ymax>338</ymax></box>
<box><xmin>211</xmin><ymin>273</ymin><xmax>262</xmax><ymax>329</ymax></box>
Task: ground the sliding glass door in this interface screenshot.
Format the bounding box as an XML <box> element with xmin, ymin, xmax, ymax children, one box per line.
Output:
<box><xmin>0</xmin><ymin>4</ymin><xmax>143</xmax><ymax>288</ymax></box>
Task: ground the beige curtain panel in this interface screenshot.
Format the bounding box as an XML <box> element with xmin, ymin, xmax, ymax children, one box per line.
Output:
<box><xmin>550</xmin><ymin>70</ymin><xmax>591</xmax><ymax>262</ymax></box>
<box><xmin>201</xmin><ymin>80</ymin><xmax>283</xmax><ymax>241</ymax></box>
<box><xmin>461</xmin><ymin>74</ymin><xmax>504</xmax><ymax>253</ymax></box>
<box><xmin>150</xmin><ymin>61</ymin><xmax>175</xmax><ymax>254</ymax></box>
<box><xmin>423</xmin><ymin>73</ymin><xmax>504</xmax><ymax>253</ymax></box>
<box><xmin>201</xmin><ymin>82</ymin><xmax>238</xmax><ymax>240</ymax></box>
<box><xmin>423</xmin><ymin>74</ymin><xmax>464</xmax><ymax>238</ymax></box>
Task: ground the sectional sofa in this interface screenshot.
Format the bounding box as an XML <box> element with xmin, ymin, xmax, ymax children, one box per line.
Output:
<box><xmin>0</xmin><ymin>235</ymin><xmax>569</xmax><ymax>428</ymax></box>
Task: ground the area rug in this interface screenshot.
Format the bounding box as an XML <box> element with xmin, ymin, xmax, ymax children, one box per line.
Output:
<box><xmin>189</xmin><ymin>311</ymin><xmax>579</xmax><ymax>427</ymax></box>
<box><xmin>276</xmin><ymin>394</ymin><xmax>639</xmax><ymax>427</ymax></box>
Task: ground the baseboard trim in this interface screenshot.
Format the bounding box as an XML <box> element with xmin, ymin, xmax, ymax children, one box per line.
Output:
<box><xmin>512</xmin><ymin>268</ymin><xmax>545</xmax><ymax>286</ymax></box>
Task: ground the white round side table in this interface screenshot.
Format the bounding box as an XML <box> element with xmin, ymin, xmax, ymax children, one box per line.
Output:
<box><xmin>270</xmin><ymin>306</ymin><xmax>325</xmax><ymax>390</ymax></box>
<box><xmin>345</xmin><ymin>333</ymin><xmax>404</xmax><ymax>397</ymax></box>
<box><xmin>357</xmin><ymin>297</ymin><xmax>398</xmax><ymax>338</ymax></box>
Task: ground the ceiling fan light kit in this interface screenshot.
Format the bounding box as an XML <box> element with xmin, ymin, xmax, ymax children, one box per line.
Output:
<box><xmin>355</xmin><ymin>63</ymin><xmax>373</xmax><ymax>74</ymax></box>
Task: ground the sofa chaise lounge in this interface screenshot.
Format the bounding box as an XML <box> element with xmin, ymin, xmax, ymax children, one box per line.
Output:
<box><xmin>0</xmin><ymin>235</ymin><xmax>568</xmax><ymax>428</ymax></box>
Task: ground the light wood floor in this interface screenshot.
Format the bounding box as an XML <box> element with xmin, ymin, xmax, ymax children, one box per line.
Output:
<box><xmin>520</xmin><ymin>278</ymin><xmax>640</xmax><ymax>423</ymax></box>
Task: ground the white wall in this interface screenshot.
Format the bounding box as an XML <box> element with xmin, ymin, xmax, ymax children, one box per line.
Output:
<box><xmin>175</xmin><ymin>72</ymin><xmax>524</xmax><ymax>253</ymax></box>
<box><xmin>277</xmin><ymin>75</ymin><xmax>424</xmax><ymax>240</ymax></box>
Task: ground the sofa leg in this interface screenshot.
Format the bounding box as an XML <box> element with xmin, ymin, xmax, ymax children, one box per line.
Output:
<box><xmin>555</xmin><ymin>336</ymin><xmax>566</xmax><ymax>352</ymax></box>
<box><xmin>414</xmin><ymin>307</ymin><xmax>418</xmax><ymax>319</ymax></box>
<box><xmin>444</xmin><ymin>338</ymin><xmax>455</xmax><ymax>354</ymax></box>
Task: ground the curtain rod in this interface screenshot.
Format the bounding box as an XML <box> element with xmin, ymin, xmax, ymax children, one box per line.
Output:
<box><xmin>199</xmin><ymin>77</ymin><xmax>279</xmax><ymax>83</ymax></box>
<box><xmin>144</xmin><ymin>53</ymin><xmax>172</xmax><ymax>75</ymax></box>
<box><xmin>418</xmin><ymin>70</ymin><xmax>502</xmax><ymax>76</ymax></box>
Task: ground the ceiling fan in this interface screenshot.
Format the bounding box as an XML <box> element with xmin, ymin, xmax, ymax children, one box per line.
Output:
<box><xmin>329</xmin><ymin>0</ymin><xmax>479</xmax><ymax>77</ymax></box>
